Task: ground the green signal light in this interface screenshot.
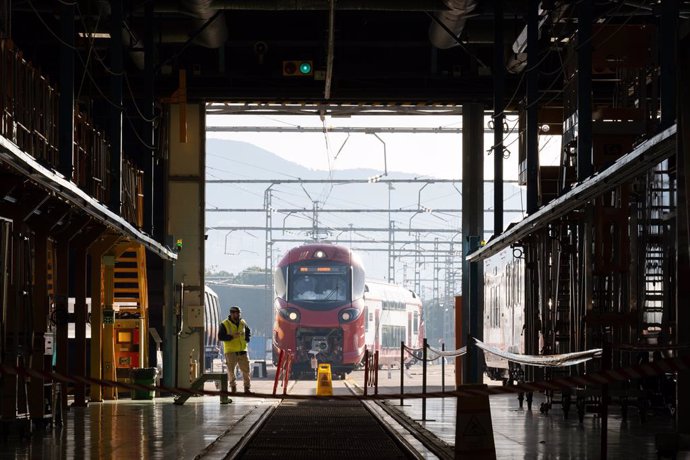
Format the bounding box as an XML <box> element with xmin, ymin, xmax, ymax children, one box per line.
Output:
<box><xmin>299</xmin><ymin>62</ymin><xmax>312</xmax><ymax>75</ymax></box>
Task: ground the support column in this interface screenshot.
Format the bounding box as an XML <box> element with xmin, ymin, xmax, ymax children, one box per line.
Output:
<box><xmin>53</xmin><ymin>238</ymin><xmax>69</xmax><ymax>412</ymax></box>
<box><xmin>660</xmin><ymin>0</ymin><xmax>678</xmax><ymax>129</ymax></box>
<box><xmin>166</xmin><ymin>103</ymin><xmax>206</xmax><ymax>388</ymax></box>
<box><xmin>1</xmin><ymin>223</ymin><xmax>25</xmax><ymax>422</ymax></box>
<box><xmin>676</xmin><ymin>22</ymin><xmax>690</xmax><ymax>433</ymax></box>
<box><xmin>493</xmin><ymin>0</ymin><xmax>504</xmax><ymax>236</ymax></box>
<box><xmin>462</xmin><ymin>103</ymin><xmax>484</xmax><ymax>384</ymax></box>
<box><xmin>58</xmin><ymin>0</ymin><xmax>74</xmax><ymax>179</ymax></box>
<box><xmin>102</xmin><ymin>254</ymin><xmax>116</xmax><ymax>400</ymax></box>
<box><xmin>526</xmin><ymin>0</ymin><xmax>540</xmax><ymax>214</ymax></box>
<box><xmin>27</xmin><ymin>229</ymin><xmax>48</xmax><ymax>421</ymax></box>
<box><xmin>88</xmin><ymin>235</ymin><xmax>118</xmax><ymax>402</ymax></box>
<box><xmin>577</xmin><ymin>0</ymin><xmax>593</xmax><ymax>181</ymax></box>
<box><xmin>143</xmin><ymin>1</ymin><xmax>156</xmax><ymax>235</ymax></box>
<box><xmin>53</xmin><ymin>218</ymin><xmax>88</xmax><ymax>412</ymax></box>
<box><xmin>109</xmin><ymin>0</ymin><xmax>123</xmax><ymax>214</ymax></box>
<box><xmin>72</xmin><ymin>227</ymin><xmax>104</xmax><ymax>407</ymax></box>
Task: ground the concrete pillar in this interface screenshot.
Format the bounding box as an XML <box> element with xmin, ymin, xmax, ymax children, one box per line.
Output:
<box><xmin>493</xmin><ymin>0</ymin><xmax>504</xmax><ymax>236</ymax></box>
<box><xmin>526</xmin><ymin>0</ymin><xmax>539</xmax><ymax>214</ymax></box>
<box><xmin>166</xmin><ymin>103</ymin><xmax>206</xmax><ymax>388</ymax></box>
<box><xmin>462</xmin><ymin>103</ymin><xmax>484</xmax><ymax>384</ymax></box>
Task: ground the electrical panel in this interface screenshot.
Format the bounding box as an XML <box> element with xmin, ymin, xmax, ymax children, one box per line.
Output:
<box><xmin>186</xmin><ymin>305</ymin><xmax>204</xmax><ymax>328</ymax></box>
<box><xmin>44</xmin><ymin>332</ymin><xmax>54</xmax><ymax>355</ymax></box>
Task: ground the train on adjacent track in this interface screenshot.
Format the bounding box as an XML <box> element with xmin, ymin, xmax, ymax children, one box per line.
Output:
<box><xmin>482</xmin><ymin>246</ymin><xmax>525</xmax><ymax>382</ymax></box>
<box><xmin>203</xmin><ymin>285</ymin><xmax>222</xmax><ymax>371</ymax></box>
<box><xmin>272</xmin><ymin>243</ymin><xmax>423</xmax><ymax>377</ymax></box>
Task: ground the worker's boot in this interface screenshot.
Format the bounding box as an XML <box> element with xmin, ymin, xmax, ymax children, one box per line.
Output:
<box><xmin>230</xmin><ymin>385</ymin><xmax>237</xmax><ymax>395</ymax></box>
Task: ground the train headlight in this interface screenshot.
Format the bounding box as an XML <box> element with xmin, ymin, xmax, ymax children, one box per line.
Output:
<box><xmin>338</xmin><ymin>308</ymin><xmax>361</xmax><ymax>323</ymax></box>
<box><xmin>279</xmin><ymin>308</ymin><xmax>301</xmax><ymax>323</ymax></box>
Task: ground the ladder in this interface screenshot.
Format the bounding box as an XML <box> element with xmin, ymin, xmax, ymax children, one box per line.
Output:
<box><xmin>113</xmin><ymin>244</ymin><xmax>149</xmax><ymax>317</ymax></box>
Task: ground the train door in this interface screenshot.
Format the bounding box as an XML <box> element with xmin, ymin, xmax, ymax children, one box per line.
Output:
<box><xmin>407</xmin><ymin>311</ymin><xmax>412</xmax><ymax>346</ymax></box>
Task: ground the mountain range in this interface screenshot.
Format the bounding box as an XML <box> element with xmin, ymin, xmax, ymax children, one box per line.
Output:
<box><xmin>204</xmin><ymin>138</ymin><xmax>525</xmax><ymax>290</ymax></box>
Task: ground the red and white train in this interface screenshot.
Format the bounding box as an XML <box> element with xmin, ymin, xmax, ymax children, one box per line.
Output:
<box><xmin>272</xmin><ymin>243</ymin><xmax>423</xmax><ymax>376</ymax></box>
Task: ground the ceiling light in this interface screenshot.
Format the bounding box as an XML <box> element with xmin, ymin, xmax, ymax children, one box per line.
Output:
<box><xmin>78</xmin><ymin>32</ymin><xmax>111</xmax><ymax>39</ymax></box>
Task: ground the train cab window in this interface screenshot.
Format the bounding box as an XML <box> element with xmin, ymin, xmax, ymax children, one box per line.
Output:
<box><xmin>274</xmin><ymin>266</ymin><xmax>287</xmax><ymax>299</ymax></box>
<box><xmin>413</xmin><ymin>312</ymin><xmax>419</xmax><ymax>334</ymax></box>
<box><xmin>352</xmin><ymin>266</ymin><xmax>366</xmax><ymax>300</ymax></box>
<box><xmin>288</xmin><ymin>263</ymin><xmax>350</xmax><ymax>306</ymax></box>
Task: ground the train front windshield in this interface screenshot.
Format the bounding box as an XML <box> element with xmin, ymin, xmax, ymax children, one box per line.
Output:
<box><xmin>288</xmin><ymin>263</ymin><xmax>350</xmax><ymax>306</ymax></box>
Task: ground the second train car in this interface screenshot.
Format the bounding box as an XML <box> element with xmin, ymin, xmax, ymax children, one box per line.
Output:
<box><xmin>272</xmin><ymin>243</ymin><xmax>423</xmax><ymax>376</ymax></box>
<box><xmin>482</xmin><ymin>246</ymin><xmax>525</xmax><ymax>382</ymax></box>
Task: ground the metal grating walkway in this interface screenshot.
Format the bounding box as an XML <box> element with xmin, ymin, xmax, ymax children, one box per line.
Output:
<box><xmin>237</xmin><ymin>400</ymin><xmax>414</xmax><ymax>459</ymax></box>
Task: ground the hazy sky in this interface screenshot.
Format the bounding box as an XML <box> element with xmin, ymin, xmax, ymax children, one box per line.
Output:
<box><xmin>204</xmin><ymin>113</ymin><xmax>560</xmax><ymax>284</ymax></box>
<box><xmin>205</xmin><ymin>114</ymin><xmax>560</xmax><ymax>180</ymax></box>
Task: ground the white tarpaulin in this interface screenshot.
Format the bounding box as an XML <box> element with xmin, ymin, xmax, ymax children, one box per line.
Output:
<box><xmin>405</xmin><ymin>345</ymin><xmax>466</xmax><ymax>362</ymax></box>
<box><xmin>473</xmin><ymin>338</ymin><xmax>602</xmax><ymax>367</ymax></box>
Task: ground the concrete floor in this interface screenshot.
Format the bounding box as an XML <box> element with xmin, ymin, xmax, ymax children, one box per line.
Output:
<box><xmin>0</xmin><ymin>362</ymin><xmax>685</xmax><ymax>459</ymax></box>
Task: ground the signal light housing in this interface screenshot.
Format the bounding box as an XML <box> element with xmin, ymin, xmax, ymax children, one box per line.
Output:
<box><xmin>283</xmin><ymin>60</ymin><xmax>313</xmax><ymax>77</ymax></box>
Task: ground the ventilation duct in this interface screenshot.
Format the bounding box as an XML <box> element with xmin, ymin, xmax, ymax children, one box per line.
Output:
<box><xmin>428</xmin><ymin>0</ymin><xmax>477</xmax><ymax>49</ymax></box>
<box><xmin>180</xmin><ymin>0</ymin><xmax>228</xmax><ymax>48</ymax></box>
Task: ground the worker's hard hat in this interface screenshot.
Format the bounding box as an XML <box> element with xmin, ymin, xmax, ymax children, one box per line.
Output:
<box><xmin>229</xmin><ymin>306</ymin><xmax>241</xmax><ymax>314</ymax></box>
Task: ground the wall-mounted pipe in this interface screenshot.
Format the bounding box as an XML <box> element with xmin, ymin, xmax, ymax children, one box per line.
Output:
<box><xmin>428</xmin><ymin>0</ymin><xmax>477</xmax><ymax>49</ymax></box>
<box><xmin>180</xmin><ymin>0</ymin><xmax>228</xmax><ymax>48</ymax></box>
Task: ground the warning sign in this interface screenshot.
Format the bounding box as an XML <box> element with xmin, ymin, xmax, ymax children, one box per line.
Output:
<box><xmin>455</xmin><ymin>384</ymin><xmax>496</xmax><ymax>459</ymax></box>
<box><xmin>316</xmin><ymin>363</ymin><xmax>333</xmax><ymax>396</ymax></box>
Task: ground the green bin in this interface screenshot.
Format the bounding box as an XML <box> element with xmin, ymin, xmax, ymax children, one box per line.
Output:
<box><xmin>131</xmin><ymin>367</ymin><xmax>158</xmax><ymax>400</ymax></box>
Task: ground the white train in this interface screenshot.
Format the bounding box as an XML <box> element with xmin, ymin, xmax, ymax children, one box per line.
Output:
<box><xmin>203</xmin><ymin>285</ymin><xmax>221</xmax><ymax>371</ymax></box>
<box><xmin>483</xmin><ymin>247</ymin><xmax>525</xmax><ymax>382</ymax></box>
<box><xmin>363</xmin><ymin>280</ymin><xmax>424</xmax><ymax>367</ymax></box>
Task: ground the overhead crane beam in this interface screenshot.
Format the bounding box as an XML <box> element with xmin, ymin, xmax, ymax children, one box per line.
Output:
<box><xmin>208</xmin><ymin>226</ymin><xmax>463</xmax><ymax>233</ymax></box>
<box><xmin>208</xmin><ymin>179</ymin><xmax>520</xmax><ymax>184</ymax></box>
<box><xmin>207</xmin><ymin>126</ymin><xmax>467</xmax><ymax>134</ymax></box>
<box><xmin>206</xmin><ymin>103</ymin><xmax>469</xmax><ymax>117</ymax></box>
<box><xmin>207</xmin><ymin>208</ymin><xmax>524</xmax><ymax>213</ymax></box>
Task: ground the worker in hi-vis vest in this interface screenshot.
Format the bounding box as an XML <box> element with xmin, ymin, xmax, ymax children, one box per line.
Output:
<box><xmin>218</xmin><ymin>306</ymin><xmax>252</xmax><ymax>394</ymax></box>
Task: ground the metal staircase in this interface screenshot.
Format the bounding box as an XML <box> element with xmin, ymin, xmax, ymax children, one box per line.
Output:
<box><xmin>113</xmin><ymin>244</ymin><xmax>149</xmax><ymax>317</ymax></box>
<box><xmin>639</xmin><ymin>166</ymin><xmax>675</xmax><ymax>340</ymax></box>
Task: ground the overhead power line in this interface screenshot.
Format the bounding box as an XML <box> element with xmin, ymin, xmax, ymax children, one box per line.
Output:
<box><xmin>207</xmin><ymin>126</ymin><xmax>467</xmax><ymax>134</ymax></box>
<box><xmin>207</xmin><ymin>179</ymin><xmax>520</xmax><ymax>184</ymax></box>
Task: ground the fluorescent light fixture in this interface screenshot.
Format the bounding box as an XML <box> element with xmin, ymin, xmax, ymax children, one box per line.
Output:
<box><xmin>78</xmin><ymin>32</ymin><xmax>111</xmax><ymax>39</ymax></box>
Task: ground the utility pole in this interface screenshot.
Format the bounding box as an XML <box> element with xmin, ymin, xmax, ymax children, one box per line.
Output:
<box><xmin>264</xmin><ymin>186</ymin><xmax>274</xmax><ymax>310</ymax></box>
<box><xmin>414</xmin><ymin>231</ymin><xmax>422</xmax><ymax>295</ymax></box>
<box><xmin>388</xmin><ymin>220</ymin><xmax>395</xmax><ymax>283</ymax></box>
<box><xmin>311</xmin><ymin>201</ymin><xmax>320</xmax><ymax>241</ymax></box>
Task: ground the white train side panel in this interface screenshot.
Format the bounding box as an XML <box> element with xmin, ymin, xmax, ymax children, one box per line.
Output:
<box><xmin>363</xmin><ymin>280</ymin><xmax>423</xmax><ymax>366</ymax></box>
<box><xmin>483</xmin><ymin>247</ymin><xmax>525</xmax><ymax>381</ymax></box>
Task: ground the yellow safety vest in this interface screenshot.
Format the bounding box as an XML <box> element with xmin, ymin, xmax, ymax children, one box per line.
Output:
<box><xmin>221</xmin><ymin>318</ymin><xmax>248</xmax><ymax>354</ymax></box>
